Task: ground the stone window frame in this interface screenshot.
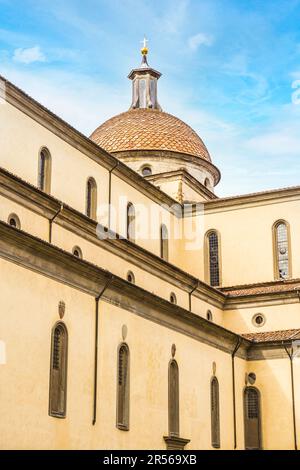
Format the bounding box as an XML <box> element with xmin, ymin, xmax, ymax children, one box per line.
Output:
<box><xmin>86</xmin><ymin>177</ymin><xmax>97</xmax><ymax>220</ymax></box>
<box><xmin>168</xmin><ymin>359</ymin><xmax>179</xmax><ymax>437</ymax></box>
<box><xmin>243</xmin><ymin>386</ymin><xmax>262</xmax><ymax>450</ymax></box>
<box><xmin>38</xmin><ymin>147</ymin><xmax>52</xmax><ymax>194</ymax></box>
<box><xmin>204</xmin><ymin>229</ymin><xmax>222</xmax><ymax>287</ymax></box>
<box><xmin>72</xmin><ymin>246</ymin><xmax>83</xmax><ymax>259</ymax></box>
<box><xmin>49</xmin><ymin>321</ymin><xmax>68</xmax><ymax>418</ymax></box>
<box><xmin>252</xmin><ymin>313</ymin><xmax>266</xmax><ymax>328</ymax></box>
<box><xmin>207</xmin><ymin>310</ymin><xmax>213</xmax><ymax>322</ymax></box>
<box><xmin>116</xmin><ymin>342</ymin><xmax>130</xmax><ymax>431</ymax></box>
<box><xmin>140</xmin><ymin>164</ymin><xmax>152</xmax><ymax>177</ymax></box>
<box><xmin>210</xmin><ymin>376</ymin><xmax>221</xmax><ymax>449</ymax></box>
<box><xmin>160</xmin><ymin>223</ymin><xmax>169</xmax><ymax>262</ymax></box>
<box><xmin>8</xmin><ymin>213</ymin><xmax>21</xmax><ymax>229</ymax></box>
<box><xmin>126</xmin><ymin>202</ymin><xmax>135</xmax><ymax>242</ymax></box>
<box><xmin>272</xmin><ymin>219</ymin><xmax>292</xmax><ymax>280</ymax></box>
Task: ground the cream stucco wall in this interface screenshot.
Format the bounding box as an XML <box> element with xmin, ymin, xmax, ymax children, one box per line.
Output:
<box><xmin>224</xmin><ymin>302</ymin><xmax>300</xmax><ymax>334</ymax></box>
<box><xmin>0</xmin><ymin>194</ymin><xmax>49</xmax><ymax>240</ymax></box>
<box><xmin>181</xmin><ymin>198</ymin><xmax>300</xmax><ymax>286</ymax></box>
<box><xmin>1</xmin><ymin>78</ymin><xmax>300</xmax><ymax>450</ymax></box>
<box><xmin>0</xmin><ymin>257</ymin><xmax>239</xmax><ymax>450</ymax></box>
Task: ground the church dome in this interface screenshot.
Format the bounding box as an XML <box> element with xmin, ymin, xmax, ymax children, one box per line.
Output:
<box><xmin>90</xmin><ymin>108</ymin><xmax>212</xmax><ymax>162</ymax></box>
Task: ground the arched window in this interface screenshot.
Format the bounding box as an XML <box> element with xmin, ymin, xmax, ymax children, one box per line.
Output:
<box><xmin>211</xmin><ymin>376</ymin><xmax>220</xmax><ymax>448</ymax></box>
<box><xmin>72</xmin><ymin>246</ymin><xmax>82</xmax><ymax>259</ymax></box>
<box><xmin>207</xmin><ymin>310</ymin><xmax>213</xmax><ymax>322</ymax></box>
<box><xmin>117</xmin><ymin>343</ymin><xmax>130</xmax><ymax>430</ymax></box>
<box><xmin>8</xmin><ymin>213</ymin><xmax>21</xmax><ymax>229</ymax></box>
<box><xmin>244</xmin><ymin>387</ymin><xmax>262</xmax><ymax>450</ymax></box>
<box><xmin>273</xmin><ymin>220</ymin><xmax>291</xmax><ymax>280</ymax></box>
<box><xmin>127</xmin><ymin>203</ymin><xmax>135</xmax><ymax>242</ymax></box>
<box><xmin>160</xmin><ymin>224</ymin><xmax>169</xmax><ymax>262</ymax></box>
<box><xmin>49</xmin><ymin>322</ymin><xmax>68</xmax><ymax>418</ymax></box>
<box><xmin>86</xmin><ymin>177</ymin><xmax>97</xmax><ymax>220</ymax></box>
<box><xmin>38</xmin><ymin>148</ymin><xmax>51</xmax><ymax>193</ymax></box>
<box><xmin>206</xmin><ymin>230</ymin><xmax>221</xmax><ymax>287</ymax></box>
<box><xmin>141</xmin><ymin>165</ymin><xmax>152</xmax><ymax>177</ymax></box>
<box><xmin>204</xmin><ymin>177</ymin><xmax>210</xmax><ymax>188</ymax></box>
<box><xmin>168</xmin><ymin>359</ymin><xmax>179</xmax><ymax>437</ymax></box>
<box><xmin>170</xmin><ymin>292</ymin><xmax>177</xmax><ymax>305</ymax></box>
<box><xmin>126</xmin><ymin>271</ymin><xmax>135</xmax><ymax>284</ymax></box>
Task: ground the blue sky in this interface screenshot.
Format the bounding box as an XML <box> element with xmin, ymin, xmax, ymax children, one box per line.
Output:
<box><xmin>0</xmin><ymin>0</ymin><xmax>300</xmax><ymax>196</ymax></box>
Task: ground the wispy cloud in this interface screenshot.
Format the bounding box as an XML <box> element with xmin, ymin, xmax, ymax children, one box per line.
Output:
<box><xmin>13</xmin><ymin>46</ymin><xmax>46</xmax><ymax>64</ymax></box>
<box><xmin>188</xmin><ymin>33</ymin><xmax>214</xmax><ymax>51</ymax></box>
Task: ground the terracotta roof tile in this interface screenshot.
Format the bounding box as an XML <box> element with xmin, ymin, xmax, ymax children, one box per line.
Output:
<box><xmin>90</xmin><ymin>109</ymin><xmax>211</xmax><ymax>161</ymax></box>
<box><xmin>221</xmin><ymin>279</ymin><xmax>300</xmax><ymax>297</ymax></box>
<box><xmin>242</xmin><ymin>329</ymin><xmax>300</xmax><ymax>343</ymax></box>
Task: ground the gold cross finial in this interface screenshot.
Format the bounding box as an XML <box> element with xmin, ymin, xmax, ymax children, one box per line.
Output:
<box><xmin>141</xmin><ymin>36</ymin><xmax>149</xmax><ymax>55</ymax></box>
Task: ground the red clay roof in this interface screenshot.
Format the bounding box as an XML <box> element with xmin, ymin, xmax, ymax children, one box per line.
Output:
<box><xmin>90</xmin><ymin>108</ymin><xmax>211</xmax><ymax>161</ymax></box>
<box><xmin>221</xmin><ymin>279</ymin><xmax>300</xmax><ymax>297</ymax></box>
<box><xmin>242</xmin><ymin>329</ymin><xmax>300</xmax><ymax>343</ymax></box>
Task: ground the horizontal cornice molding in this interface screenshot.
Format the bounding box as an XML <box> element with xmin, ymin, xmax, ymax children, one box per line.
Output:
<box><xmin>0</xmin><ymin>221</ymin><xmax>296</xmax><ymax>360</ymax></box>
<box><xmin>204</xmin><ymin>186</ymin><xmax>300</xmax><ymax>213</ymax></box>
<box><xmin>112</xmin><ymin>149</ymin><xmax>221</xmax><ymax>186</ymax></box>
<box><xmin>247</xmin><ymin>342</ymin><xmax>292</xmax><ymax>361</ymax></box>
<box><xmin>1</xmin><ymin>165</ymin><xmax>300</xmax><ymax>310</ymax></box>
<box><xmin>0</xmin><ymin>165</ymin><xmax>225</xmax><ymax>306</ymax></box>
<box><xmin>145</xmin><ymin>169</ymin><xmax>217</xmax><ymax>201</ymax></box>
<box><xmin>0</xmin><ymin>221</ymin><xmax>248</xmax><ymax>358</ymax></box>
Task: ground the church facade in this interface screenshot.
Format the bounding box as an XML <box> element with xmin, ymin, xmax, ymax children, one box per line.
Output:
<box><xmin>0</xmin><ymin>46</ymin><xmax>300</xmax><ymax>450</ymax></box>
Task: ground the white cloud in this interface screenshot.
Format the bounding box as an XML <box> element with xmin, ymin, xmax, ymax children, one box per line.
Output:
<box><xmin>1</xmin><ymin>58</ymin><xmax>300</xmax><ymax>199</ymax></box>
<box><xmin>188</xmin><ymin>33</ymin><xmax>214</xmax><ymax>51</ymax></box>
<box><xmin>0</xmin><ymin>65</ymin><xmax>129</xmax><ymax>135</ymax></box>
<box><xmin>13</xmin><ymin>46</ymin><xmax>46</xmax><ymax>65</ymax></box>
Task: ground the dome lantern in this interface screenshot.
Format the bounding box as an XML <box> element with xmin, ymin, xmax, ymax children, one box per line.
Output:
<box><xmin>128</xmin><ymin>38</ymin><xmax>162</xmax><ymax>111</ymax></box>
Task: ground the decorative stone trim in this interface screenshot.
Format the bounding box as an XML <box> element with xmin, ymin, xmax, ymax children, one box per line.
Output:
<box><xmin>0</xmin><ymin>221</ymin><xmax>297</xmax><ymax>360</ymax></box>
<box><xmin>163</xmin><ymin>435</ymin><xmax>190</xmax><ymax>450</ymax></box>
<box><xmin>114</xmin><ymin>149</ymin><xmax>221</xmax><ymax>186</ymax></box>
<box><xmin>0</xmin><ymin>166</ymin><xmax>300</xmax><ymax>311</ymax></box>
<box><xmin>145</xmin><ymin>168</ymin><xmax>217</xmax><ymax>201</ymax></box>
<box><xmin>0</xmin><ymin>221</ymin><xmax>249</xmax><ymax>358</ymax></box>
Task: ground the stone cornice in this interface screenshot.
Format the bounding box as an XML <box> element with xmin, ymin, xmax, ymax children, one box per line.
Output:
<box><xmin>0</xmin><ymin>221</ymin><xmax>249</xmax><ymax>358</ymax></box>
<box><xmin>112</xmin><ymin>149</ymin><xmax>221</xmax><ymax>186</ymax></box>
<box><xmin>0</xmin><ymin>221</ymin><xmax>297</xmax><ymax>360</ymax></box>
<box><xmin>1</xmin><ymin>165</ymin><xmax>300</xmax><ymax>311</ymax></box>
<box><xmin>247</xmin><ymin>341</ymin><xmax>293</xmax><ymax>361</ymax></box>
<box><xmin>204</xmin><ymin>185</ymin><xmax>300</xmax><ymax>213</ymax></box>
<box><xmin>0</xmin><ymin>165</ymin><xmax>225</xmax><ymax>308</ymax></box>
<box><xmin>1</xmin><ymin>75</ymin><xmax>178</xmax><ymax>213</ymax></box>
<box><xmin>145</xmin><ymin>168</ymin><xmax>218</xmax><ymax>201</ymax></box>
<box><xmin>222</xmin><ymin>279</ymin><xmax>300</xmax><ymax>309</ymax></box>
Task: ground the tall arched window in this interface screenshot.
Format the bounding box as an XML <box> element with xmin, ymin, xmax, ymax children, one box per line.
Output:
<box><xmin>206</xmin><ymin>230</ymin><xmax>221</xmax><ymax>287</ymax></box>
<box><xmin>244</xmin><ymin>387</ymin><xmax>262</xmax><ymax>450</ymax></box>
<box><xmin>211</xmin><ymin>376</ymin><xmax>220</xmax><ymax>448</ymax></box>
<box><xmin>168</xmin><ymin>359</ymin><xmax>179</xmax><ymax>437</ymax></box>
<box><xmin>127</xmin><ymin>203</ymin><xmax>135</xmax><ymax>242</ymax></box>
<box><xmin>117</xmin><ymin>343</ymin><xmax>130</xmax><ymax>430</ymax></box>
<box><xmin>160</xmin><ymin>224</ymin><xmax>169</xmax><ymax>262</ymax></box>
<box><xmin>86</xmin><ymin>177</ymin><xmax>97</xmax><ymax>220</ymax></box>
<box><xmin>49</xmin><ymin>322</ymin><xmax>68</xmax><ymax>418</ymax></box>
<box><xmin>38</xmin><ymin>147</ymin><xmax>51</xmax><ymax>193</ymax></box>
<box><xmin>273</xmin><ymin>220</ymin><xmax>291</xmax><ymax>279</ymax></box>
